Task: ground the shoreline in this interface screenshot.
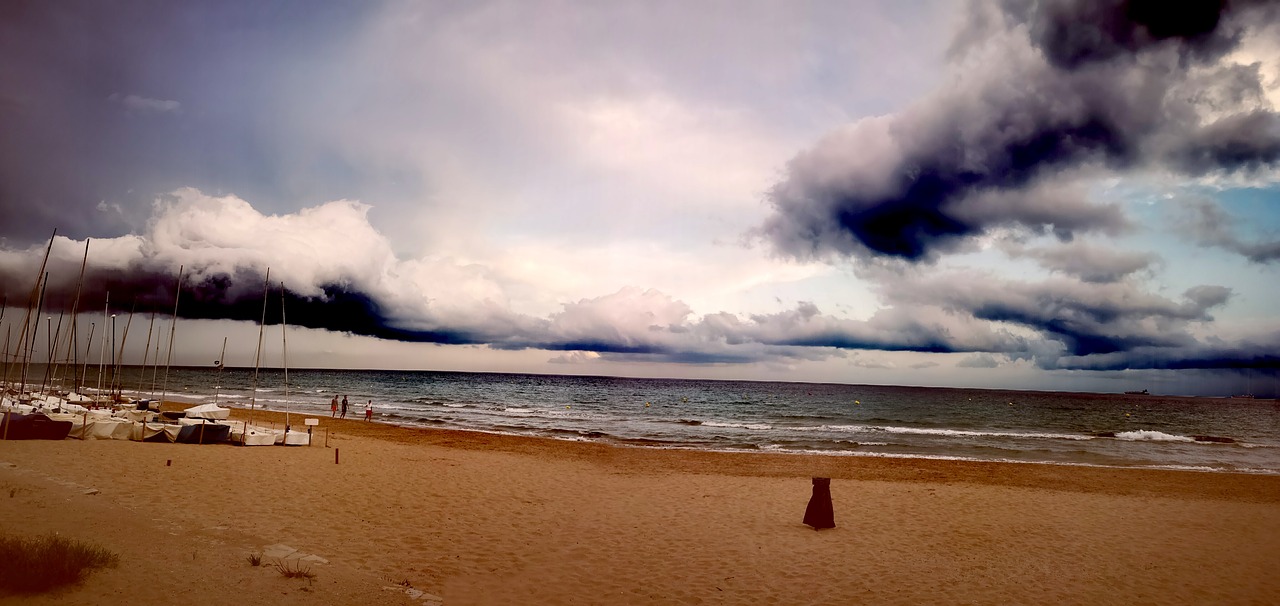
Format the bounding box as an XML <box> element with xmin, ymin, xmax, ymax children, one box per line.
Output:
<box><xmin>230</xmin><ymin>407</ymin><xmax>1280</xmax><ymax>486</ymax></box>
<box><xmin>225</xmin><ymin>407</ymin><xmax>1280</xmax><ymax>503</ymax></box>
<box><xmin>32</xmin><ymin>365</ymin><xmax>1280</xmax><ymax>399</ymax></box>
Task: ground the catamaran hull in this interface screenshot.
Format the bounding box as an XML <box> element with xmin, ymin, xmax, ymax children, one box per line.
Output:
<box><xmin>230</xmin><ymin>425</ymin><xmax>277</xmax><ymax>446</ymax></box>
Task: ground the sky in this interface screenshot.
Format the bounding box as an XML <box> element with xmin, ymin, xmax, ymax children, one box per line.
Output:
<box><xmin>1</xmin><ymin>0</ymin><xmax>1279</xmax><ymax>396</ymax></box>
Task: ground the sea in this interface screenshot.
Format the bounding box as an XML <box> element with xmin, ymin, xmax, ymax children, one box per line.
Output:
<box><xmin>39</xmin><ymin>366</ymin><xmax>1280</xmax><ymax>475</ymax></box>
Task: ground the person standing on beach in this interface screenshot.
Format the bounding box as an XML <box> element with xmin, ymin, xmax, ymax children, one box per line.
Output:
<box><xmin>330</xmin><ymin>395</ymin><xmax>339</xmax><ymax>418</ymax></box>
<box><xmin>341</xmin><ymin>395</ymin><xmax>349</xmax><ymax>419</ymax></box>
<box><xmin>365</xmin><ymin>400</ymin><xmax>373</xmax><ymax>421</ymax></box>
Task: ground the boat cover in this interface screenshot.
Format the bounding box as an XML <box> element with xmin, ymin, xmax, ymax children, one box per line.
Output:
<box><xmin>183</xmin><ymin>404</ymin><xmax>231</xmax><ymax>420</ymax></box>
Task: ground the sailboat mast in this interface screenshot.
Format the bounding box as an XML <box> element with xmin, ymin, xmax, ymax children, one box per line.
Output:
<box><xmin>39</xmin><ymin>310</ymin><xmax>64</xmax><ymax>395</ymax></box>
<box><xmin>1</xmin><ymin>327</ymin><xmax>9</xmax><ymax>395</ymax></box>
<box><xmin>111</xmin><ymin>301</ymin><xmax>136</xmax><ymax>399</ymax></box>
<box><xmin>80</xmin><ymin>322</ymin><xmax>95</xmax><ymax>397</ymax></box>
<box><xmin>213</xmin><ymin>336</ymin><xmax>227</xmax><ymax>407</ymax></box>
<box><xmin>158</xmin><ymin>267</ymin><xmax>184</xmax><ymax>410</ymax></box>
<box><xmin>96</xmin><ymin>293</ymin><xmax>108</xmax><ymax>401</ymax></box>
<box><xmin>281</xmin><ymin>283</ymin><xmax>290</xmax><ymax>434</ymax></box>
<box><xmin>136</xmin><ymin>312</ymin><xmax>155</xmax><ymax>396</ymax></box>
<box><xmin>64</xmin><ymin>239</ymin><xmax>89</xmax><ymax>395</ymax></box>
<box><xmin>149</xmin><ymin>330</ymin><xmax>162</xmax><ymax>397</ymax></box>
<box><xmin>21</xmin><ymin>272</ymin><xmax>50</xmax><ymax>396</ymax></box>
<box><xmin>0</xmin><ymin>298</ymin><xmax>6</xmax><ymax>392</ymax></box>
<box><xmin>247</xmin><ymin>268</ymin><xmax>271</xmax><ymax>434</ymax></box>
<box><xmin>13</xmin><ymin>230</ymin><xmax>56</xmax><ymax>397</ymax></box>
<box><xmin>39</xmin><ymin>315</ymin><xmax>51</xmax><ymax>392</ymax></box>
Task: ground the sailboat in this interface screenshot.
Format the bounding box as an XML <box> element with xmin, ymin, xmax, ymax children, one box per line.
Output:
<box><xmin>277</xmin><ymin>282</ymin><xmax>308</xmax><ymax>446</ymax></box>
<box><xmin>229</xmin><ymin>274</ymin><xmax>306</xmax><ymax>445</ymax></box>
<box><xmin>231</xmin><ymin>271</ymin><xmax>277</xmax><ymax>446</ymax></box>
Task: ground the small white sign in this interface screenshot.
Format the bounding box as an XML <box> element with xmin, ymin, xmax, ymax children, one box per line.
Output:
<box><xmin>304</xmin><ymin>418</ymin><xmax>320</xmax><ymax>426</ymax></box>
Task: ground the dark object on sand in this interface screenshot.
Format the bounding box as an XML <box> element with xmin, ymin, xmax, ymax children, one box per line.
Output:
<box><xmin>0</xmin><ymin>412</ymin><xmax>73</xmax><ymax>440</ymax></box>
<box><xmin>175</xmin><ymin>422</ymin><xmax>231</xmax><ymax>444</ymax></box>
<box><xmin>803</xmin><ymin>477</ymin><xmax>835</xmax><ymax>530</ymax></box>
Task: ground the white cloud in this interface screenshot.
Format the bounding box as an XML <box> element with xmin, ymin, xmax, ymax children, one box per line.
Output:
<box><xmin>548</xmin><ymin>351</ymin><xmax>601</xmax><ymax>365</ymax></box>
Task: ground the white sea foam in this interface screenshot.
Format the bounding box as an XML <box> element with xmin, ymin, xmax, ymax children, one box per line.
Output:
<box><xmin>1114</xmin><ymin>430</ymin><xmax>1194</xmax><ymax>442</ymax></box>
<box><xmin>795</xmin><ymin>424</ymin><xmax>1092</xmax><ymax>441</ymax></box>
<box><xmin>253</xmin><ymin>397</ymin><xmax>295</xmax><ymax>405</ymax></box>
<box><xmin>702</xmin><ymin>421</ymin><xmax>772</xmax><ymax>430</ymax></box>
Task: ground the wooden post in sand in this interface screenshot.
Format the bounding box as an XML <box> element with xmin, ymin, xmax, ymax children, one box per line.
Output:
<box><xmin>304</xmin><ymin>418</ymin><xmax>318</xmax><ymax>446</ymax></box>
<box><xmin>335</xmin><ymin>448</ymin><xmax>339</xmax><ymax>465</ymax></box>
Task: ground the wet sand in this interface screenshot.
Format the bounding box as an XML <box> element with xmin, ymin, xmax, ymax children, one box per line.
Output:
<box><xmin>2</xmin><ymin>407</ymin><xmax>1278</xmax><ymax>605</ymax></box>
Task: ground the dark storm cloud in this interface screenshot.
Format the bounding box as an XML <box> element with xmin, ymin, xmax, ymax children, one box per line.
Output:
<box><xmin>758</xmin><ymin>0</ymin><xmax>1280</xmax><ymax>263</ymax></box>
<box><xmin>733</xmin><ymin>304</ymin><xmax>1015</xmax><ymax>354</ymax></box>
<box><xmin>874</xmin><ymin>268</ymin><xmax>1234</xmax><ymax>359</ymax></box>
<box><xmin>1022</xmin><ymin>0</ymin><xmax>1238</xmax><ymax>69</ymax></box>
<box><xmin>1174</xmin><ymin>196</ymin><xmax>1280</xmax><ymax>263</ymax></box>
<box><xmin>2</xmin><ymin>223</ymin><xmax>1275</xmax><ymax>374</ymax></box>
<box><xmin>0</xmin><ymin>241</ymin><xmax>983</xmax><ymax>364</ymax></box>
<box><xmin>0</xmin><ymin>248</ymin><xmax>476</xmax><ymax>344</ymax></box>
<box><xmin>1054</xmin><ymin>340</ymin><xmax>1280</xmax><ymax>372</ymax></box>
<box><xmin>0</xmin><ymin>226</ymin><xmax>1027</xmax><ymax>366</ymax></box>
<box><xmin>1171</xmin><ymin>110</ymin><xmax>1280</xmax><ymax>175</ymax></box>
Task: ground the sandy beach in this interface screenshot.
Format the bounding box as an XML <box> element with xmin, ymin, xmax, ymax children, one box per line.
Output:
<box><xmin>2</xmin><ymin>407</ymin><xmax>1278</xmax><ymax>605</ymax></box>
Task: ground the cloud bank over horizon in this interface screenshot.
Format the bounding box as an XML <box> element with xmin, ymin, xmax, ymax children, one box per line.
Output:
<box><xmin>0</xmin><ymin>187</ymin><xmax>1276</xmax><ymax>377</ymax></box>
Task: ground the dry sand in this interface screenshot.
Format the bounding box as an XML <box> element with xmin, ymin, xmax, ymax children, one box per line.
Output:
<box><xmin>2</xmin><ymin>407</ymin><xmax>1278</xmax><ymax>605</ymax></box>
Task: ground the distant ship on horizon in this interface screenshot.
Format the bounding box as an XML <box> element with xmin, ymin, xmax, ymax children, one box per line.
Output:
<box><xmin>1124</xmin><ymin>389</ymin><xmax>1149</xmax><ymax>395</ymax></box>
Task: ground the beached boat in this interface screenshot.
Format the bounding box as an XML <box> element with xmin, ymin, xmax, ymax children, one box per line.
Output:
<box><xmin>279</xmin><ymin>428</ymin><xmax>309</xmax><ymax>446</ymax></box>
<box><xmin>0</xmin><ymin>412</ymin><xmax>73</xmax><ymax>440</ymax></box>
<box><xmin>237</xmin><ymin>271</ymin><xmax>274</xmax><ymax>446</ymax></box>
<box><xmin>174</xmin><ymin>418</ymin><xmax>232</xmax><ymax>444</ymax></box>
<box><xmin>183</xmin><ymin>403</ymin><xmax>231</xmax><ymax>420</ymax></box>
<box><xmin>230</xmin><ymin>423</ymin><xmax>279</xmax><ymax>446</ymax></box>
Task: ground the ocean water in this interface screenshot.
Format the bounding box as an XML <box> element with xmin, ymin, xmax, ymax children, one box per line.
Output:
<box><xmin>40</xmin><ymin>366</ymin><xmax>1280</xmax><ymax>474</ymax></box>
